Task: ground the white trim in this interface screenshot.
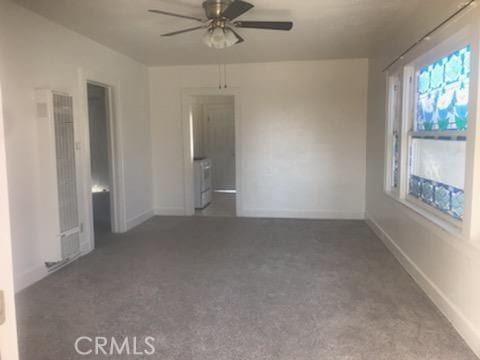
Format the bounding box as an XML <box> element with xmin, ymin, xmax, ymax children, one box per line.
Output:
<box><xmin>125</xmin><ymin>210</ymin><xmax>154</xmax><ymax>231</ymax></box>
<box><xmin>366</xmin><ymin>213</ymin><xmax>480</xmax><ymax>358</ymax></box>
<box><xmin>0</xmin><ymin>84</ymin><xmax>19</xmax><ymax>359</ymax></box>
<box><xmin>241</xmin><ymin>209</ymin><xmax>365</xmax><ymax>220</ymax></box>
<box><xmin>77</xmin><ymin>68</ymin><xmax>128</xmax><ymax>255</ymax></box>
<box><xmin>181</xmin><ymin>87</ymin><xmax>243</xmax><ymax>216</ymax></box>
<box><xmin>87</xmin><ymin>81</ymin><xmax>123</xmax><ymax>234</ymax></box>
<box><xmin>154</xmin><ymin>208</ymin><xmax>186</xmax><ymax>216</ymax></box>
<box><xmin>400</xmin><ymin>66</ymin><xmax>415</xmax><ymax>199</ymax></box>
<box><xmin>384</xmin><ymin>70</ymin><xmax>402</xmax><ymax>194</ymax></box>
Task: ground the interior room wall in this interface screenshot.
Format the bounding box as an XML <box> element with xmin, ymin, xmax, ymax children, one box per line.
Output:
<box><xmin>192</xmin><ymin>95</ymin><xmax>235</xmax><ymax>160</ymax></box>
<box><xmin>365</xmin><ymin>1</ymin><xmax>480</xmax><ymax>356</ymax></box>
<box><xmin>0</xmin><ymin>0</ymin><xmax>153</xmax><ymax>291</ymax></box>
<box><xmin>149</xmin><ymin>59</ymin><xmax>369</xmax><ymax>218</ymax></box>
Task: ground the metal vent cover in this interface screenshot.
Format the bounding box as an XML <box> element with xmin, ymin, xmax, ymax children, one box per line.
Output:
<box><xmin>53</xmin><ymin>94</ymin><xmax>80</xmax><ymax>258</ymax></box>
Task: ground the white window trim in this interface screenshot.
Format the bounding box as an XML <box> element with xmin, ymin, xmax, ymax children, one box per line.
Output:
<box><xmin>384</xmin><ymin>24</ymin><xmax>480</xmax><ymax>242</ymax></box>
<box><xmin>384</xmin><ymin>73</ymin><xmax>402</xmax><ymax>196</ymax></box>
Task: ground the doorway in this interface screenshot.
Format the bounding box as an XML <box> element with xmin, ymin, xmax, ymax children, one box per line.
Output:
<box><xmin>87</xmin><ymin>83</ymin><xmax>114</xmax><ymax>236</ymax></box>
<box><xmin>191</xmin><ymin>95</ymin><xmax>236</xmax><ymax>217</ymax></box>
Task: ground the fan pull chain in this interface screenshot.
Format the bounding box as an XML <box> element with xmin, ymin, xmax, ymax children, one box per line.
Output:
<box><xmin>224</xmin><ymin>64</ymin><xmax>228</xmax><ymax>88</ymax></box>
<box><xmin>218</xmin><ymin>63</ymin><xmax>222</xmax><ymax>89</ymax></box>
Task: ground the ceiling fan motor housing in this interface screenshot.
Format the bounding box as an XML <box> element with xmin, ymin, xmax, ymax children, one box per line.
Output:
<box><xmin>203</xmin><ymin>0</ymin><xmax>234</xmax><ymax>19</ymax></box>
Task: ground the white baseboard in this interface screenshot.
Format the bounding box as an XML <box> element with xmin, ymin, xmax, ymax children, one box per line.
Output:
<box><xmin>154</xmin><ymin>207</ymin><xmax>186</xmax><ymax>216</ymax></box>
<box><xmin>366</xmin><ymin>213</ymin><xmax>480</xmax><ymax>358</ymax></box>
<box><xmin>125</xmin><ymin>209</ymin><xmax>155</xmax><ymax>231</ymax></box>
<box><xmin>14</xmin><ymin>264</ymin><xmax>48</xmax><ymax>293</ymax></box>
<box><xmin>241</xmin><ymin>209</ymin><xmax>365</xmax><ymax>220</ymax></box>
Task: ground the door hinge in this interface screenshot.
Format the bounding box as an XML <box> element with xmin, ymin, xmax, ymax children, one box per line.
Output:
<box><xmin>0</xmin><ymin>290</ymin><xmax>5</xmax><ymax>325</ymax></box>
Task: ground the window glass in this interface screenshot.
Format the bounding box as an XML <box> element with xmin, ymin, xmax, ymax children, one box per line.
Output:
<box><xmin>416</xmin><ymin>46</ymin><xmax>471</xmax><ymax>132</ymax></box>
<box><xmin>408</xmin><ymin>45</ymin><xmax>471</xmax><ymax>222</ymax></box>
<box><xmin>409</xmin><ymin>138</ymin><xmax>465</xmax><ymax>220</ymax></box>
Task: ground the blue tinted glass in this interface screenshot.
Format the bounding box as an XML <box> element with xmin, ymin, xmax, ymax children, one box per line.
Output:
<box><xmin>416</xmin><ymin>46</ymin><xmax>471</xmax><ymax>132</ymax></box>
<box><xmin>409</xmin><ymin>175</ymin><xmax>464</xmax><ymax>220</ymax></box>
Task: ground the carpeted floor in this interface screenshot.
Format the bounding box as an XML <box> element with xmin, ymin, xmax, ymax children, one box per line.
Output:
<box><xmin>16</xmin><ymin>217</ymin><xmax>477</xmax><ymax>360</ymax></box>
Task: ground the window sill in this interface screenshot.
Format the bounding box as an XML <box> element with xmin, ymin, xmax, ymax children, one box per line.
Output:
<box><xmin>383</xmin><ymin>190</ymin><xmax>464</xmax><ymax>240</ymax></box>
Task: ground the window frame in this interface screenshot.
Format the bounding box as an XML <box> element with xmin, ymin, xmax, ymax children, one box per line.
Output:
<box><xmin>384</xmin><ymin>25</ymin><xmax>480</xmax><ymax>240</ymax></box>
<box><xmin>384</xmin><ymin>71</ymin><xmax>403</xmax><ymax>196</ymax></box>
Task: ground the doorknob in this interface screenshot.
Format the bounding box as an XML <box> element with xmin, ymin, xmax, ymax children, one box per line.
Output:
<box><xmin>0</xmin><ymin>290</ymin><xmax>5</xmax><ymax>325</ymax></box>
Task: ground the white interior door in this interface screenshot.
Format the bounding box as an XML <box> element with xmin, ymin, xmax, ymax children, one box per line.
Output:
<box><xmin>0</xmin><ymin>86</ymin><xmax>19</xmax><ymax>360</ymax></box>
<box><xmin>205</xmin><ymin>104</ymin><xmax>235</xmax><ymax>191</ymax></box>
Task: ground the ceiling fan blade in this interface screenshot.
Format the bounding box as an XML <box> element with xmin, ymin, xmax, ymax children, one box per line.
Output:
<box><xmin>222</xmin><ymin>0</ymin><xmax>254</xmax><ymax>20</ymax></box>
<box><xmin>149</xmin><ymin>9</ymin><xmax>205</xmax><ymax>23</ymax></box>
<box><xmin>161</xmin><ymin>25</ymin><xmax>207</xmax><ymax>37</ymax></box>
<box><xmin>234</xmin><ymin>21</ymin><xmax>293</xmax><ymax>31</ymax></box>
<box><xmin>229</xmin><ymin>28</ymin><xmax>245</xmax><ymax>44</ymax></box>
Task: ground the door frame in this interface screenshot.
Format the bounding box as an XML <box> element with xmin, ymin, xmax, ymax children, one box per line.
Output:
<box><xmin>0</xmin><ymin>85</ymin><xmax>20</xmax><ymax>359</ymax></box>
<box><xmin>77</xmin><ymin>69</ymin><xmax>127</xmax><ymax>253</ymax></box>
<box><xmin>181</xmin><ymin>87</ymin><xmax>243</xmax><ymax>216</ymax></box>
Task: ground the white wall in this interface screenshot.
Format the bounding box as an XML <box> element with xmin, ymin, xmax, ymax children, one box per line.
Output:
<box><xmin>366</xmin><ymin>1</ymin><xmax>480</xmax><ymax>356</ymax></box>
<box><xmin>192</xmin><ymin>95</ymin><xmax>235</xmax><ymax>160</ymax></box>
<box><xmin>0</xmin><ymin>0</ymin><xmax>153</xmax><ymax>291</ymax></box>
<box><xmin>149</xmin><ymin>60</ymin><xmax>368</xmax><ymax>218</ymax></box>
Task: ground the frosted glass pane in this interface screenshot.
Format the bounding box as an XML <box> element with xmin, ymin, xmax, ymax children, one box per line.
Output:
<box><xmin>409</xmin><ymin>138</ymin><xmax>465</xmax><ymax>220</ymax></box>
<box><xmin>411</xmin><ymin>139</ymin><xmax>465</xmax><ymax>189</ymax></box>
<box><xmin>416</xmin><ymin>46</ymin><xmax>471</xmax><ymax>132</ymax></box>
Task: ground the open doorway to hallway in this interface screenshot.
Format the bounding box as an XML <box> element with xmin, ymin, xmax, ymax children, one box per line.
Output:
<box><xmin>87</xmin><ymin>83</ymin><xmax>113</xmax><ymax>235</ymax></box>
<box><xmin>192</xmin><ymin>95</ymin><xmax>236</xmax><ymax>217</ymax></box>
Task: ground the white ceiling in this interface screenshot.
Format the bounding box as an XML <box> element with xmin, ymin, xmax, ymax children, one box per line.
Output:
<box><xmin>14</xmin><ymin>0</ymin><xmax>436</xmax><ymax>66</ymax></box>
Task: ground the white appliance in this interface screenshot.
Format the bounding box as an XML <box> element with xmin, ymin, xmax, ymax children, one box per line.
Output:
<box><xmin>194</xmin><ymin>158</ymin><xmax>212</xmax><ymax>209</ymax></box>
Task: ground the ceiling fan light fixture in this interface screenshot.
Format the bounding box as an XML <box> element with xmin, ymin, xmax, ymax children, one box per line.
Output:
<box><xmin>210</xmin><ymin>27</ymin><xmax>227</xmax><ymax>48</ymax></box>
<box><xmin>203</xmin><ymin>26</ymin><xmax>238</xmax><ymax>49</ymax></box>
<box><xmin>203</xmin><ymin>30</ymin><xmax>214</xmax><ymax>47</ymax></box>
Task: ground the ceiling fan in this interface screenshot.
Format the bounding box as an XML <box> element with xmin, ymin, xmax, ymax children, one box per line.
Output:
<box><xmin>149</xmin><ymin>0</ymin><xmax>293</xmax><ymax>49</ymax></box>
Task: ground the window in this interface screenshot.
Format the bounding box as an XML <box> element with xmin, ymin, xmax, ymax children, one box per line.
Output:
<box><xmin>386</xmin><ymin>73</ymin><xmax>403</xmax><ymax>193</ymax></box>
<box><xmin>385</xmin><ymin>41</ymin><xmax>473</xmax><ymax>227</ymax></box>
<box><xmin>408</xmin><ymin>45</ymin><xmax>471</xmax><ymax>222</ymax></box>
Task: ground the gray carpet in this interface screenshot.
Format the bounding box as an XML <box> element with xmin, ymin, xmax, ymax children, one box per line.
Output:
<box><xmin>16</xmin><ymin>217</ymin><xmax>477</xmax><ymax>360</ymax></box>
